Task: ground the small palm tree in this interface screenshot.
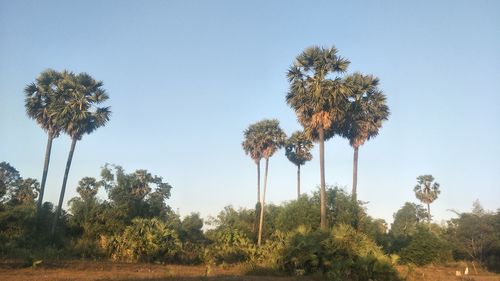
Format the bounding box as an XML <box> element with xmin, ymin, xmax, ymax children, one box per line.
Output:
<box><xmin>413</xmin><ymin>175</ymin><xmax>440</xmax><ymax>224</ymax></box>
<box><xmin>242</xmin><ymin>123</ymin><xmax>266</xmax><ymax>203</ymax></box>
<box><xmin>24</xmin><ymin>69</ymin><xmax>63</xmax><ymax>213</ymax></box>
<box><xmin>255</xmin><ymin>119</ymin><xmax>286</xmax><ymax>246</ymax></box>
<box><xmin>51</xmin><ymin>71</ymin><xmax>111</xmax><ymax>235</ymax></box>
<box><xmin>286</xmin><ymin>46</ymin><xmax>350</xmax><ymax>229</ymax></box>
<box><xmin>285</xmin><ymin>131</ymin><xmax>313</xmax><ymax>199</ymax></box>
<box><xmin>343</xmin><ymin>73</ymin><xmax>389</xmax><ymax>201</ymax></box>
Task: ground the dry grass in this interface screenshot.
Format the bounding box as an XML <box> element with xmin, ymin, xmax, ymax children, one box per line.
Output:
<box><xmin>0</xmin><ymin>260</ymin><xmax>498</xmax><ymax>281</ymax></box>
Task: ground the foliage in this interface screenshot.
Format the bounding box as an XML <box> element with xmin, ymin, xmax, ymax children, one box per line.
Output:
<box><xmin>446</xmin><ymin>202</ymin><xmax>500</xmax><ymax>272</ymax></box>
<box><xmin>341</xmin><ymin>72</ymin><xmax>389</xmax><ymax>148</ymax></box>
<box><xmin>284</xmin><ymin>131</ymin><xmax>313</xmax><ymax>167</ymax></box>
<box><xmin>100</xmin><ymin>164</ymin><xmax>174</xmax><ymax>227</ymax></box>
<box><xmin>390</xmin><ymin>202</ymin><xmax>428</xmax><ymax>238</ymax></box>
<box><xmin>105</xmin><ymin>218</ymin><xmax>181</xmax><ymax>263</ymax></box>
<box><xmin>274</xmin><ymin>196</ymin><xmax>320</xmax><ymax>233</ymax></box>
<box><xmin>280</xmin><ymin>224</ymin><xmax>400</xmax><ymax>280</ymax></box>
<box><xmin>399</xmin><ymin>226</ymin><xmax>452</xmax><ymax>266</ymax></box>
<box><xmin>286</xmin><ymin>46</ymin><xmax>350</xmax><ymax>140</ymax></box>
<box><xmin>205</xmin><ymin>227</ymin><xmax>256</xmax><ymax>265</ymax></box>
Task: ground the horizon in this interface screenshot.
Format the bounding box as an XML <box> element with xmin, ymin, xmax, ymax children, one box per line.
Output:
<box><xmin>1</xmin><ymin>0</ymin><xmax>499</xmax><ymax>226</ymax></box>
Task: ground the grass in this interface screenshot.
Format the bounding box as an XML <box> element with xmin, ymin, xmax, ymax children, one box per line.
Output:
<box><xmin>0</xmin><ymin>260</ymin><xmax>498</xmax><ymax>281</ymax></box>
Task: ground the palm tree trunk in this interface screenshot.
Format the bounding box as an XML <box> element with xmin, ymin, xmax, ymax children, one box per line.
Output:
<box><xmin>427</xmin><ymin>203</ymin><xmax>431</xmax><ymax>226</ymax></box>
<box><xmin>319</xmin><ymin>127</ymin><xmax>327</xmax><ymax>230</ymax></box>
<box><xmin>51</xmin><ymin>137</ymin><xmax>77</xmax><ymax>236</ymax></box>
<box><xmin>352</xmin><ymin>146</ymin><xmax>359</xmax><ymax>202</ymax></box>
<box><xmin>37</xmin><ymin>134</ymin><xmax>54</xmax><ymax>213</ymax></box>
<box><xmin>257</xmin><ymin>157</ymin><xmax>269</xmax><ymax>246</ymax></box>
<box><xmin>257</xmin><ymin>160</ymin><xmax>261</xmax><ymax>203</ymax></box>
<box><xmin>297</xmin><ymin>164</ymin><xmax>301</xmax><ymax>199</ymax></box>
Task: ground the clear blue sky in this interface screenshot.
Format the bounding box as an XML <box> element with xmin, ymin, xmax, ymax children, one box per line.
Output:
<box><xmin>1</xmin><ymin>0</ymin><xmax>499</xmax><ymax>225</ymax></box>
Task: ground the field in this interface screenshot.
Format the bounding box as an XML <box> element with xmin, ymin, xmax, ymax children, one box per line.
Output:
<box><xmin>0</xmin><ymin>260</ymin><xmax>499</xmax><ymax>281</ymax></box>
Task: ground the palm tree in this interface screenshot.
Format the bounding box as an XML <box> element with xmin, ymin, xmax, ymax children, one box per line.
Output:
<box><xmin>256</xmin><ymin>119</ymin><xmax>286</xmax><ymax>246</ymax></box>
<box><xmin>285</xmin><ymin>131</ymin><xmax>313</xmax><ymax>199</ymax></box>
<box><xmin>51</xmin><ymin>71</ymin><xmax>111</xmax><ymax>235</ymax></box>
<box><xmin>24</xmin><ymin>69</ymin><xmax>63</xmax><ymax>213</ymax></box>
<box><xmin>413</xmin><ymin>175</ymin><xmax>440</xmax><ymax>224</ymax></box>
<box><xmin>286</xmin><ymin>46</ymin><xmax>350</xmax><ymax>229</ymax></box>
<box><xmin>343</xmin><ymin>73</ymin><xmax>389</xmax><ymax>201</ymax></box>
<box><xmin>242</xmin><ymin>123</ymin><xmax>266</xmax><ymax>203</ymax></box>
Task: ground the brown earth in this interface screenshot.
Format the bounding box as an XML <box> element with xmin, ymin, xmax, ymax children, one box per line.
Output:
<box><xmin>0</xmin><ymin>260</ymin><xmax>498</xmax><ymax>281</ymax></box>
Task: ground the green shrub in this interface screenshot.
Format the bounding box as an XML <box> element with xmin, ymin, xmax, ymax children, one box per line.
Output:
<box><xmin>204</xmin><ymin>227</ymin><xmax>256</xmax><ymax>264</ymax></box>
<box><xmin>281</xmin><ymin>225</ymin><xmax>329</xmax><ymax>274</ymax></box>
<box><xmin>400</xmin><ymin>227</ymin><xmax>452</xmax><ymax>266</ymax></box>
<box><xmin>105</xmin><ymin>217</ymin><xmax>181</xmax><ymax>262</ymax></box>
<box><xmin>279</xmin><ymin>224</ymin><xmax>400</xmax><ymax>280</ymax></box>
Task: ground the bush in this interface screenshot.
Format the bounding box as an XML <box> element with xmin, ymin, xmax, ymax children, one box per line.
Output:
<box><xmin>279</xmin><ymin>224</ymin><xmax>400</xmax><ymax>280</ymax></box>
<box><xmin>104</xmin><ymin>218</ymin><xmax>181</xmax><ymax>262</ymax></box>
<box><xmin>400</xmin><ymin>226</ymin><xmax>452</xmax><ymax>266</ymax></box>
<box><xmin>204</xmin><ymin>227</ymin><xmax>256</xmax><ymax>264</ymax></box>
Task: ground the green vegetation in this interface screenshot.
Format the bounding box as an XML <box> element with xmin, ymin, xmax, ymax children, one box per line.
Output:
<box><xmin>1</xmin><ymin>45</ymin><xmax>499</xmax><ymax>281</ymax></box>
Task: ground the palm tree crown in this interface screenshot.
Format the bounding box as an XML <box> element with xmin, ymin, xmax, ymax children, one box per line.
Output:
<box><xmin>24</xmin><ymin>69</ymin><xmax>63</xmax><ymax>138</ymax></box>
<box><xmin>285</xmin><ymin>131</ymin><xmax>313</xmax><ymax>167</ymax></box>
<box><xmin>55</xmin><ymin>71</ymin><xmax>111</xmax><ymax>139</ymax></box>
<box><xmin>414</xmin><ymin>175</ymin><xmax>440</xmax><ymax>205</ymax></box>
<box><xmin>286</xmin><ymin>46</ymin><xmax>350</xmax><ymax>140</ymax></box>
<box><xmin>342</xmin><ymin>72</ymin><xmax>389</xmax><ymax>148</ymax></box>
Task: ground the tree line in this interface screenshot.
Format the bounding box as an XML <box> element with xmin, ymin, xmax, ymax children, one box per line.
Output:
<box><xmin>0</xmin><ymin>44</ymin><xmax>498</xmax><ymax>279</ymax></box>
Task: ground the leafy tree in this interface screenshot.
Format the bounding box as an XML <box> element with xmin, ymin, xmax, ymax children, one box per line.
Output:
<box><xmin>0</xmin><ymin>162</ymin><xmax>39</xmax><ymax>207</ymax></box>
<box><xmin>0</xmin><ymin>162</ymin><xmax>21</xmax><ymax>205</ymax></box>
<box><xmin>208</xmin><ymin>205</ymin><xmax>256</xmax><ymax>240</ymax></box>
<box><xmin>446</xmin><ymin>202</ymin><xmax>500</xmax><ymax>271</ymax></box>
<box><xmin>179</xmin><ymin>212</ymin><xmax>204</xmax><ymax>243</ymax></box>
<box><xmin>413</xmin><ymin>175</ymin><xmax>440</xmax><ymax>224</ymax></box>
<box><xmin>68</xmin><ymin>177</ymin><xmax>105</xmax><ymax>257</ymax></box>
<box><xmin>287</xmin><ymin>46</ymin><xmax>350</xmax><ymax>229</ymax></box>
<box><xmin>390</xmin><ymin>202</ymin><xmax>428</xmax><ymax>238</ymax></box>
<box><xmin>399</xmin><ymin>226</ymin><xmax>452</xmax><ymax>265</ymax></box>
<box><xmin>285</xmin><ymin>131</ymin><xmax>313</xmax><ymax>199</ymax></box>
<box><xmin>342</xmin><ymin>73</ymin><xmax>389</xmax><ymax>201</ymax></box>
<box><xmin>8</xmin><ymin>178</ymin><xmax>39</xmax><ymax>206</ymax></box>
<box><xmin>100</xmin><ymin>165</ymin><xmax>174</xmax><ymax>226</ymax></box>
<box><xmin>51</xmin><ymin>71</ymin><xmax>111</xmax><ymax>235</ymax></box>
<box><xmin>256</xmin><ymin>119</ymin><xmax>286</xmax><ymax>246</ymax></box>
<box><xmin>24</xmin><ymin>69</ymin><xmax>63</xmax><ymax>212</ymax></box>
<box><xmin>274</xmin><ymin>196</ymin><xmax>320</xmax><ymax>233</ymax></box>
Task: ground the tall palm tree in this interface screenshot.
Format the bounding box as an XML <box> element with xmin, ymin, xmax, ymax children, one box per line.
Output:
<box><xmin>242</xmin><ymin>123</ymin><xmax>266</xmax><ymax>203</ymax></box>
<box><xmin>343</xmin><ymin>73</ymin><xmax>389</xmax><ymax>201</ymax></box>
<box><xmin>285</xmin><ymin>131</ymin><xmax>313</xmax><ymax>199</ymax></box>
<box><xmin>51</xmin><ymin>71</ymin><xmax>111</xmax><ymax>235</ymax></box>
<box><xmin>256</xmin><ymin>119</ymin><xmax>286</xmax><ymax>246</ymax></box>
<box><xmin>24</xmin><ymin>69</ymin><xmax>63</xmax><ymax>213</ymax></box>
<box><xmin>286</xmin><ymin>46</ymin><xmax>350</xmax><ymax>229</ymax></box>
<box><xmin>413</xmin><ymin>175</ymin><xmax>440</xmax><ymax>225</ymax></box>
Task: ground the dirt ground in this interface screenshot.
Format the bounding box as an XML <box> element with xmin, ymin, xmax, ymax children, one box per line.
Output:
<box><xmin>0</xmin><ymin>260</ymin><xmax>499</xmax><ymax>281</ymax></box>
